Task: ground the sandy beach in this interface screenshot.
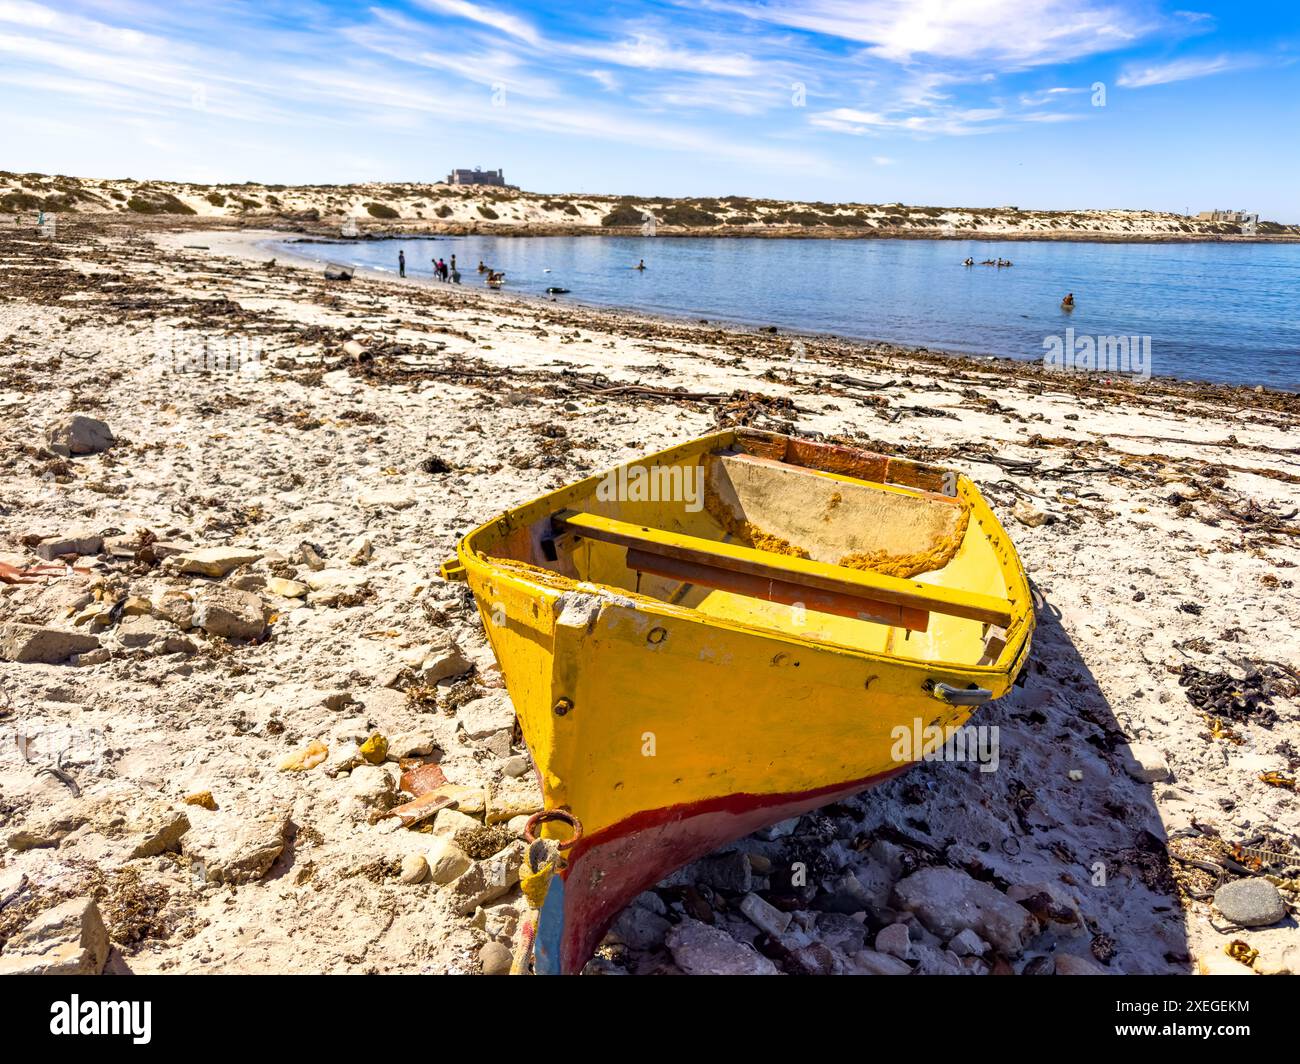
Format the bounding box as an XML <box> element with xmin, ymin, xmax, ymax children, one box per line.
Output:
<box><xmin>1</xmin><ymin>216</ymin><xmax>1297</xmax><ymax>976</ymax></box>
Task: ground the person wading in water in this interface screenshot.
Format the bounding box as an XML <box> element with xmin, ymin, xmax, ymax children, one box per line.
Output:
<box><xmin>398</xmin><ymin>250</ymin><xmax>406</xmax><ymax>278</ymax></box>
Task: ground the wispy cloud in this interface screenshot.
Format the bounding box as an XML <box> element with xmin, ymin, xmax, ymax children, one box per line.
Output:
<box><xmin>1116</xmin><ymin>53</ymin><xmax>1242</xmax><ymax>88</ymax></box>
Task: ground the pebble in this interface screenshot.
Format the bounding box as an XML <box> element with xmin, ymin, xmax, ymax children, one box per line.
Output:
<box><xmin>875</xmin><ymin>922</ymin><xmax>912</xmax><ymax>959</ymax></box>
<box><xmin>501</xmin><ymin>755</ymin><xmax>531</xmax><ymax>778</ymax></box>
<box><xmin>399</xmin><ymin>854</ymin><xmax>429</xmax><ymax>884</ymax></box>
<box><xmin>266</xmin><ymin>577</ymin><xmax>308</xmax><ymax>598</ymax></box>
<box><xmin>739</xmin><ymin>892</ymin><xmax>792</xmax><ymax>937</ymax></box>
<box><xmin>278</xmin><ymin>740</ymin><xmax>328</xmax><ymax>772</ymax></box>
<box><xmin>479</xmin><ymin>940</ymin><xmax>513</xmax><ymax>975</ymax></box>
<box><xmin>359</xmin><ymin>732</ymin><xmax>389</xmax><ymax>764</ymax></box>
<box><xmin>1213</xmin><ymin>878</ymin><xmax>1286</xmax><ymax>928</ymax></box>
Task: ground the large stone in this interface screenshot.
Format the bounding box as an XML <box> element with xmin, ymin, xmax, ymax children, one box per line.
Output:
<box><xmin>458</xmin><ymin>693</ymin><xmax>516</xmax><ymax>740</ymax></box>
<box><xmin>182</xmin><ymin>808</ymin><xmax>290</xmax><ymax>884</ymax></box>
<box><xmin>191</xmin><ymin>586</ymin><xmax>267</xmax><ymax>640</ymax></box>
<box><xmin>1120</xmin><ymin>742</ymin><xmax>1171</xmax><ymax>783</ymax></box>
<box><xmin>0</xmin><ymin>623</ymin><xmax>100</xmax><ymax>664</ymax></box>
<box><xmin>177</xmin><ymin>547</ymin><xmax>262</xmax><ymax>578</ymax></box>
<box><xmin>116</xmin><ymin>615</ymin><xmax>170</xmax><ymax>649</ymax></box>
<box><xmin>149</xmin><ymin>587</ymin><xmax>194</xmax><ymax>628</ymax></box>
<box><xmin>45</xmin><ymin>415</ymin><xmax>114</xmax><ymax>457</ymax></box>
<box><xmin>893</xmin><ymin>866</ymin><xmax>1039</xmax><ymax>957</ymax></box>
<box><xmin>610</xmin><ymin>905</ymin><xmax>672</xmax><ymax>949</ymax></box>
<box><xmin>447</xmin><ymin>842</ymin><xmax>525</xmax><ymax>915</ymax></box>
<box><xmin>34</xmin><ymin>532</ymin><xmax>103</xmax><ymax>560</ymax></box>
<box><xmin>875</xmin><ymin>922</ymin><xmax>912</xmax><ymax>959</ymax></box>
<box><xmin>125</xmin><ymin>809</ymin><xmax>191</xmax><ymax>860</ymax></box>
<box><xmin>665</xmin><ymin>918</ymin><xmax>779</xmax><ymax>975</ymax></box>
<box><xmin>427</xmin><ymin>837</ymin><xmax>473</xmax><ymax>884</ymax></box>
<box><xmin>417</xmin><ymin>634</ymin><xmax>472</xmax><ymax>685</ymax></box>
<box><xmin>6</xmin><ymin>796</ymin><xmax>187</xmax><ymax>859</ymax></box>
<box><xmin>0</xmin><ymin>897</ymin><xmax>109</xmax><ymax>975</ymax></box>
<box><xmin>1213</xmin><ymin>878</ymin><xmax>1286</xmax><ymax>928</ymax></box>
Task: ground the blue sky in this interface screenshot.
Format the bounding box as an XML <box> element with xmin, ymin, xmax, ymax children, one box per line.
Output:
<box><xmin>3</xmin><ymin>1</ymin><xmax>1299</xmax><ymax>219</ymax></box>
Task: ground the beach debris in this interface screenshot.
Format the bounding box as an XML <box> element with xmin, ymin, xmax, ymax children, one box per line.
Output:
<box><xmin>399</xmin><ymin>760</ymin><xmax>447</xmax><ymax>795</ymax></box>
<box><xmin>1177</xmin><ymin>661</ymin><xmax>1279</xmax><ymax>723</ymax></box>
<box><xmin>44</xmin><ymin>414</ymin><xmax>114</xmax><ymax>458</ymax></box>
<box><xmin>1213</xmin><ymin>878</ymin><xmax>1287</xmax><ymax>927</ymax></box>
<box><xmin>386</xmin><ymin>785</ymin><xmax>479</xmax><ymax>828</ymax></box>
<box><xmin>324</xmin><ymin>263</ymin><xmax>354</xmax><ymax>281</ymax></box>
<box><xmin>1258</xmin><ymin>771</ymin><xmax>1296</xmax><ymax>790</ymax></box>
<box><xmin>279</xmin><ymin>740</ymin><xmax>328</xmax><ymax>772</ymax></box>
<box><xmin>0</xmin><ymin>897</ymin><xmax>110</xmax><ymax>976</ymax></box>
<box><xmin>0</xmin><ymin>561</ymin><xmax>87</xmax><ymax>585</ymax></box>
<box><xmin>184</xmin><ymin>791</ymin><xmax>218</xmax><ymax>810</ymax></box>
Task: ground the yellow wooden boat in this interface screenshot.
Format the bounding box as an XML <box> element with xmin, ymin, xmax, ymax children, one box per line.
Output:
<box><xmin>441</xmin><ymin>428</ymin><xmax>1033</xmax><ymax>973</ymax></box>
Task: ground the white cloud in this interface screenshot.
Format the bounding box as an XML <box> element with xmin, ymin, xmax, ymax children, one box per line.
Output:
<box><xmin>1116</xmin><ymin>54</ymin><xmax>1240</xmax><ymax>88</ymax></box>
<box><xmin>410</xmin><ymin>0</ymin><xmax>540</xmax><ymax>45</ymax></box>
<box><xmin>708</xmin><ymin>0</ymin><xmax>1157</xmax><ymax>68</ymax></box>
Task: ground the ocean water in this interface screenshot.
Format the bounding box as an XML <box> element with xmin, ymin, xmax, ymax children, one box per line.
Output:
<box><xmin>276</xmin><ymin>235</ymin><xmax>1300</xmax><ymax>391</ymax></box>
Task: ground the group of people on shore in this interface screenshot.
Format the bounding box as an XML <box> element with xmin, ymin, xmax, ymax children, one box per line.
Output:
<box><xmin>396</xmin><ymin>249</ymin><xmax>459</xmax><ymax>282</ymax></box>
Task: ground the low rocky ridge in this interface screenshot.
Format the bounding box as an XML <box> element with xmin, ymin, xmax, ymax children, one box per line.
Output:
<box><xmin>4</xmin><ymin>170</ymin><xmax>1297</xmax><ymax>240</ymax></box>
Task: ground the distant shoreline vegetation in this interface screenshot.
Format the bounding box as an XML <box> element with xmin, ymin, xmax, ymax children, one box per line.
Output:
<box><xmin>2</xmin><ymin>171</ymin><xmax>1296</xmax><ymax>242</ymax></box>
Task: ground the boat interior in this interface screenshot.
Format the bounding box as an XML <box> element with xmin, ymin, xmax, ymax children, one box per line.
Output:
<box><xmin>473</xmin><ymin>431</ymin><xmax>1024</xmax><ymax>667</ymax></box>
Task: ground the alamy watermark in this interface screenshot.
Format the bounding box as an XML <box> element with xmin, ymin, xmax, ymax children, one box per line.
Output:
<box><xmin>148</xmin><ymin>324</ymin><xmax>264</xmax><ymax>377</ymax></box>
<box><xmin>1043</xmin><ymin>327</ymin><xmax>1151</xmax><ymax>379</ymax></box>
<box><xmin>595</xmin><ymin>463</ymin><xmax>703</xmax><ymax>512</ymax></box>
<box><xmin>891</xmin><ymin>718</ymin><xmax>1000</xmax><ymax>773</ymax></box>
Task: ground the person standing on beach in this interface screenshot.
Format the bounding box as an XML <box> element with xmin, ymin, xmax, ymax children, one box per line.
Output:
<box><xmin>399</xmin><ymin>250</ymin><xmax>406</xmax><ymax>278</ymax></box>
<box><xmin>450</xmin><ymin>255</ymin><xmax>456</xmax><ymax>277</ymax></box>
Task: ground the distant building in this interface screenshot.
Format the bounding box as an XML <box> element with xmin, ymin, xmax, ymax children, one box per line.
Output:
<box><xmin>1197</xmin><ymin>209</ymin><xmax>1259</xmax><ymax>225</ymax></box>
<box><xmin>446</xmin><ymin>168</ymin><xmax>517</xmax><ymax>189</ymax></box>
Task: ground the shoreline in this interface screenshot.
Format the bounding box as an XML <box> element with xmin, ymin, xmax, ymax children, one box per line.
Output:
<box><xmin>260</xmin><ymin>228</ymin><xmax>1299</xmax><ymax>397</ymax></box>
<box><xmin>2</xmin><ymin>216</ymin><xmax>1297</xmax><ymax>976</ymax></box>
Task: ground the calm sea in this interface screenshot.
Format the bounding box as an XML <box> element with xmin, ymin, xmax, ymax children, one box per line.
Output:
<box><xmin>276</xmin><ymin>235</ymin><xmax>1300</xmax><ymax>391</ymax></box>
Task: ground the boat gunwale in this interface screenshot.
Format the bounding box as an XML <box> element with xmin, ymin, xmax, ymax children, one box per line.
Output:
<box><xmin>451</xmin><ymin>429</ymin><xmax>1034</xmax><ymax>679</ymax></box>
